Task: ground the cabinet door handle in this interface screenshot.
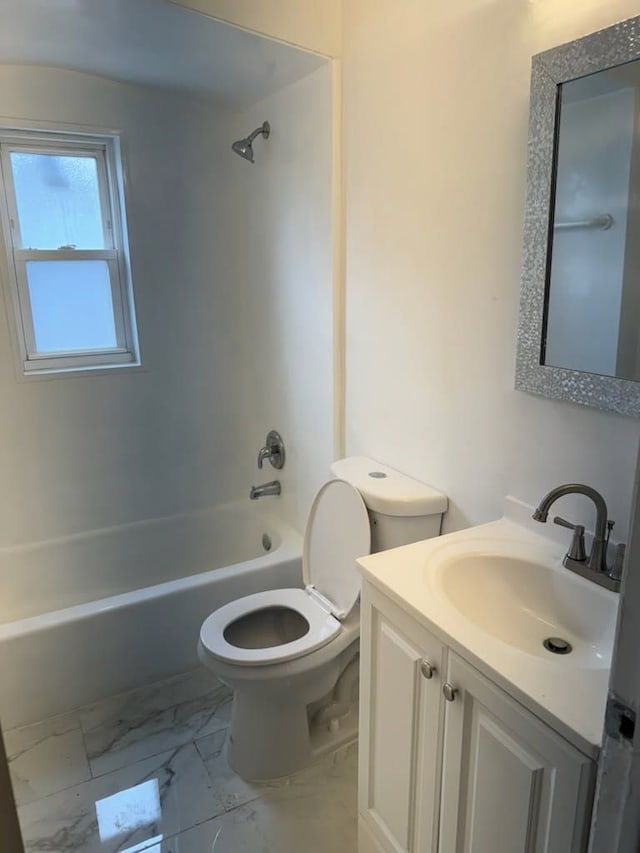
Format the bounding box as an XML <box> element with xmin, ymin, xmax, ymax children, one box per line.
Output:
<box><xmin>420</xmin><ymin>660</ymin><xmax>436</xmax><ymax>679</ymax></box>
<box><xmin>443</xmin><ymin>683</ymin><xmax>457</xmax><ymax>702</ymax></box>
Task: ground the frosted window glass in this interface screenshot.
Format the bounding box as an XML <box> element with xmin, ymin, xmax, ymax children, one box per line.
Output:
<box><xmin>26</xmin><ymin>260</ymin><xmax>117</xmax><ymax>352</ymax></box>
<box><xmin>10</xmin><ymin>153</ymin><xmax>105</xmax><ymax>249</ymax></box>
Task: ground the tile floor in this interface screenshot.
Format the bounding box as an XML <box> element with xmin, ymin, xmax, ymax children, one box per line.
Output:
<box><xmin>4</xmin><ymin>669</ymin><xmax>358</xmax><ymax>852</ymax></box>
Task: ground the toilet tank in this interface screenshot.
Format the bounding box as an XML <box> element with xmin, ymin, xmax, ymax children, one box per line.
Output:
<box><xmin>330</xmin><ymin>456</ymin><xmax>448</xmax><ymax>553</ymax></box>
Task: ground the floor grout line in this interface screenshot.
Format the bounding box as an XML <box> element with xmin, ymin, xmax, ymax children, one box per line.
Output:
<box><xmin>78</xmin><ymin>713</ymin><xmax>93</xmax><ymax>783</ymax></box>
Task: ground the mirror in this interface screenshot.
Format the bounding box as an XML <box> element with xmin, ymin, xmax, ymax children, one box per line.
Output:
<box><xmin>547</xmin><ymin>68</ymin><xmax>640</xmax><ymax>381</ymax></box>
<box><xmin>516</xmin><ymin>15</ymin><xmax>640</xmax><ymax>416</ymax></box>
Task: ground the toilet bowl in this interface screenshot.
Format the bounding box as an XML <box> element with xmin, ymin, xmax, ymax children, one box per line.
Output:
<box><xmin>198</xmin><ymin>456</ymin><xmax>447</xmax><ymax>780</ymax></box>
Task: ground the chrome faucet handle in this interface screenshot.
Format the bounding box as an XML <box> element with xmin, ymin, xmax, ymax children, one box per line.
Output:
<box><xmin>257</xmin><ymin>446</ymin><xmax>271</xmax><ymax>469</ymax></box>
<box><xmin>553</xmin><ymin>516</ymin><xmax>586</xmax><ymax>562</ymax></box>
<box><xmin>609</xmin><ymin>543</ymin><xmax>626</xmax><ymax>583</ymax></box>
<box><xmin>257</xmin><ymin>430</ymin><xmax>285</xmax><ymax>470</ymax></box>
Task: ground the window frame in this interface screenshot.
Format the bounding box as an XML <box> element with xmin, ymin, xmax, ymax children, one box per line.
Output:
<box><xmin>0</xmin><ymin>130</ymin><xmax>139</xmax><ymax>374</ymax></box>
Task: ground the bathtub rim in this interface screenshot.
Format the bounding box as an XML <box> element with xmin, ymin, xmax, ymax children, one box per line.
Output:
<box><xmin>0</xmin><ymin>511</ymin><xmax>302</xmax><ymax>642</ymax></box>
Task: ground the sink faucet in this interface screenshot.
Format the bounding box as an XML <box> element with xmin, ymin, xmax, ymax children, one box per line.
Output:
<box><xmin>250</xmin><ymin>480</ymin><xmax>281</xmax><ymax>500</ymax></box>
<box><xmin>532</xmin><ymin>484</ymin><xmax>624</xmax><ymax>592</ymax></box>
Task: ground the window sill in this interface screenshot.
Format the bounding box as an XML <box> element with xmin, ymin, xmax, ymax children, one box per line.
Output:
<box><xmin>17</xmin><ymin>359</ymin><xmax>145</xmax><ymax>382</ymax></box>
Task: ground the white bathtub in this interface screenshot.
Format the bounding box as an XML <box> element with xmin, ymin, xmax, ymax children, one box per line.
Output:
<box><xmin>0</xmin><ymin>503</ymin><xmax>302</xmax><ymax>728</ymax></box>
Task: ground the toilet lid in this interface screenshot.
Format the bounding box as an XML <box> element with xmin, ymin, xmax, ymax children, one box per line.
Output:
<box><xmin>303</xmin><ymin>479</ymin><xmax>371</xmax><ymax>618</ymax></box>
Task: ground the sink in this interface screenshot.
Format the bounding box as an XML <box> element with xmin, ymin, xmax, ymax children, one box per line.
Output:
<box><xmin>357</xmin><ymin>504</ymin><xmax>621</xmax><ymax>749</ymax></box>
<box><xmin>430</xmin><ymin>549</ymin><xmax>617</xmax><ymax>668</ymax></box>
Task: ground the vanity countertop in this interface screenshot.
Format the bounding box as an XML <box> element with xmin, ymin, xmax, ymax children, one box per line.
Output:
<box><xmin>357</xmin><ymin>498</ymin><xmax>618</xmax><ymax>759</ymax></box>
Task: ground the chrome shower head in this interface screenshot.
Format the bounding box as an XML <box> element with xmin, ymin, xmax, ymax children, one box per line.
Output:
<box><xmin>231</xmin><ymin>121</ymin><xmax>270</xmax><ymax>163</ymax></box>
<box><xmin>231</xmin><ymin>138</ymin><xmax>254</xmax><ymax>162</ymax></box>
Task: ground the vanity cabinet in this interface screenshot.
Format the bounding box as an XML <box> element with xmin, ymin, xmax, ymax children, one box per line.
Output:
<box><xmin>358</xmin><ymin>583</ymin><xmax>595</xmax><ymax>853</ymax></box>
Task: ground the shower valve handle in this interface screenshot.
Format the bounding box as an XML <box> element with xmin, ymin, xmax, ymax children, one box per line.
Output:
<box><xmin>257</xmin><ymin>430</ymin><xmax>285</xmax><ymax>470</ymax></box>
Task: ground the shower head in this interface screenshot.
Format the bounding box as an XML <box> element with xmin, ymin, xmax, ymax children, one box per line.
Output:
<box><xmin>231</xmin><ymin>121</ymin><xmax>270</xmax><ymax>163</ymax></box>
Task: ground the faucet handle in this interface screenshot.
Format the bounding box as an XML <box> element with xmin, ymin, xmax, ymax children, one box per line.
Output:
<box><xmin>257</xmin><ymin>446</ymin><xmax>271</xmax><ymax>469</ymax></box>
<box><xmin>553</xmin><ymin>516</ymin><xmax>586</xmax><ymax>562</ymax></box>
<box><xmin>609</xmin><ymin>543</ymin><xmax>626</xmax><ymax>582</ymax></box>
<box><xmin>257</xmin><ymin>430</ymin><xmax>285</xmax><ymax>470</ymax></box>
<box><xmin>553</xmin><ymin>515</ymin><xmax>579</xmax><ymax>530</ymax></box>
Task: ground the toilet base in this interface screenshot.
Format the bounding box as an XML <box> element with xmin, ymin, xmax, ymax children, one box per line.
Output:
<box><xmin>228</xmin><ymin>689</ymin><xmax>359</xmax><ymax>781</ymax></box>
<box><xmin>228</xmin><ymin>690</ymin><xmax>311</xmax><ymax>780</ymax></box>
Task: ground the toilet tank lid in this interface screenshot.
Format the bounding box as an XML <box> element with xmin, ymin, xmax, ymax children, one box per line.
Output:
<box><xmin>330</xmin><ymin>456</ymin><xmax>448</xmax><ymax>517</ymax></box>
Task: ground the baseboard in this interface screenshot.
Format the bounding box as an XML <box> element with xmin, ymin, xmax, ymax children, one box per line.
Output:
<box><xmin>358</xmin><ymin>815</ymin><xmax>388</xmax><ymax>853</ymax></box>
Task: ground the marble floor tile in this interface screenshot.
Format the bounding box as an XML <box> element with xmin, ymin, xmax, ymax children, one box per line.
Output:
<box><xmin>195</xmin><ymin>729</ymin><xmax>270</xmax><ymax>812</ymax></box>
<box><xmin>196</xmin><ymin>730</ymin><xmax>358</xmax><ymax>815</ymax></box>
<box><xmin>157</xmin><ymin>745</ymin><xmax>358</xmax><ymax>853</ymax></box>
<box><xmin>80</xmin><ymin>670</ymin><xmax>232</xmax><ymax>777</ymax></box>
<box><xmin>290</xmin><ymin>739</ymin><xmax>358</xmax><ymax>798</ymax></box>
<box><xmin>5</xmin><ymin>711</ymin><xmax>91</xmax><ymax>806</ymax></box>
<box><xmin>11</xmin><ymin>669</ymin><xmax>358</xmax><ymax>852</ymax></box>
<box><xmin>18</xmin><ymin>741</ymin><xmax>226</xmax><ymax>853</ymax></box>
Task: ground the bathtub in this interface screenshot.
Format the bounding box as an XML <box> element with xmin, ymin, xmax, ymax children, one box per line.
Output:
<box><xmin>0</xmin><ymin>503</ymin><xmax>302</xmax><ymax>729</ymax></box>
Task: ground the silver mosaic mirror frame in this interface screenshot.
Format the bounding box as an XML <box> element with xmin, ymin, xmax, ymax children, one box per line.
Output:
<box><xmin>515</xmin><ymin>15</ymin><xmax>640</xmax><ymax>418</ymax></box>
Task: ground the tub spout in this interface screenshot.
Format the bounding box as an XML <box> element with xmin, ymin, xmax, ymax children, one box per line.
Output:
<box><xmin>250</xmin><ymin>480</ymin><xmax>281</xmax><ymax>499</ymax></box>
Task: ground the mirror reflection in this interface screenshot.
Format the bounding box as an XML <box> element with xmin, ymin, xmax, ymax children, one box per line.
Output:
<box><xmin>544</xmin><ymin>61</ymin><xmax>640</xmax><ymax>381</ymax></box>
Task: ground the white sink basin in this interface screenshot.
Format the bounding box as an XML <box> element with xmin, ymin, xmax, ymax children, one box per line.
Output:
<box><xmin>430</xmin><ymin>549</ymin><xmax>617</xmax><ymax>669</ymax></box>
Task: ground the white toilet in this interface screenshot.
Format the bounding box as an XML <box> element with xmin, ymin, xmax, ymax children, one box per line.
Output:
<box><xmin>198</xmin><ymin>456</ymin><xmax>447</xmax><ymax>780</ymax></box>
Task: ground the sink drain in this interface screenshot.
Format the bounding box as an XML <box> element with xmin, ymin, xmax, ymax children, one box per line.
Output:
<box><xmin>543</xmin><ymin>637</ymin><xmax>572</xmax><ymax>655</ymax></box>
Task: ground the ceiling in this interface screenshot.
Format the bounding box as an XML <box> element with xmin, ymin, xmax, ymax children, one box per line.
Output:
<box><xmin>0</xmin><ymin>0</ymin><xmax>327</xmax><ymax>109</ymax></box>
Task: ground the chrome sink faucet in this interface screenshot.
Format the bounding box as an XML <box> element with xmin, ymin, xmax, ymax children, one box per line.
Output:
<box><xmin>532</xmin><ymin>484</ymin><xmax>624</xmax><ymax>592</ymax></box>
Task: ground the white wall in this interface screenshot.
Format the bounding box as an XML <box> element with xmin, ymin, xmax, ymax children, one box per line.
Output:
<box><xmin>171</xmin><ymin>0</ymin><xmax>341</xmax><ymax>57</ymax></box>
<box><xmin>224</xmin><ymin>64</ymin><xmax>335</xmax><ymax>532</ymax></box>
<box><xmin>342</xmin><ymin>1</ymin><xmax>640</xmax><ymax>538</ymax></box>
<box><xmin>0</xmin><ymin>66</ymin><xmax>242</xmax><ymax>546</ymax></box>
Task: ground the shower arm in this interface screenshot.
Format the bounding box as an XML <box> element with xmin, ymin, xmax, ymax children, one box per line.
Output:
<box><xmin>246</xmin><ymin>123</ymin><xmax>270</xmax><ymax>144</ymax></box>
<box><xmin>246</xmin><ymin>128</ymin><xmax>264</xmax><ymax>144</ymax></box>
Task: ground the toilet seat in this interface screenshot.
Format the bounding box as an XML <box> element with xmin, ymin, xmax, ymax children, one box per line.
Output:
<box><xmin>199</xmin><ymin>479</ymin><xmax>371</xmax><ymax>667</ymax></box>
<box><xmin>200</xmin><ymin>588</ymin><xmax>342</xmax><ymax>666</ymax></box>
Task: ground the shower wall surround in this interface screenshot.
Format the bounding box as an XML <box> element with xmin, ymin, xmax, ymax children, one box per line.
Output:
<box><xmin>0</xmin><ymin>61</ymin><xmax>334</xmax><ymax>549</ymax></box>
<box><xmin>225</xmin><ymin>63</ymin><xmax>335</xmax><ymax>533</ymax></box>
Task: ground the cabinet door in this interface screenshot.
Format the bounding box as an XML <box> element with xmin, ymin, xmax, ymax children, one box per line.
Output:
<box><xmin>359</xmin><ymin>583</ymin><xmax>445</xmax><ymax>853</ymax></box>
<box><xmin>438</xmin><ymin>652</ymin><xmax>595</xmax><ymax>853</ymax></box>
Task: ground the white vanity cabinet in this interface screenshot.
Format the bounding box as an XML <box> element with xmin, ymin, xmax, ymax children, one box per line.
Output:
<box><xmin>358</xmin><ymin>582</ymin><xmax>596</xmax><ymax>853</ymax></box>
<box><xmin>358</xmin><ymin>583</ymin><xmax>446</xmax><ymax>852</ymax></box>
<box><xmin>438</xmin><ymin>652</ymin><xmax>594</xmax><ymax>852</ymax></box>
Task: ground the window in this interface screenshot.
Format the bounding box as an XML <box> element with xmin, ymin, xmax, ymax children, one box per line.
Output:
<box><xmin>0</xmin><ymin>131</ymin><xmax>139</xmax><ymax>374</ymax></box>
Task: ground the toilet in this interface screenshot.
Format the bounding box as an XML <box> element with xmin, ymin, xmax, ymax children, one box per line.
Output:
<box><xmin>198</xmin><ymin>456</ymin><xmax>447</xmax><ymax>780</ymax></box>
